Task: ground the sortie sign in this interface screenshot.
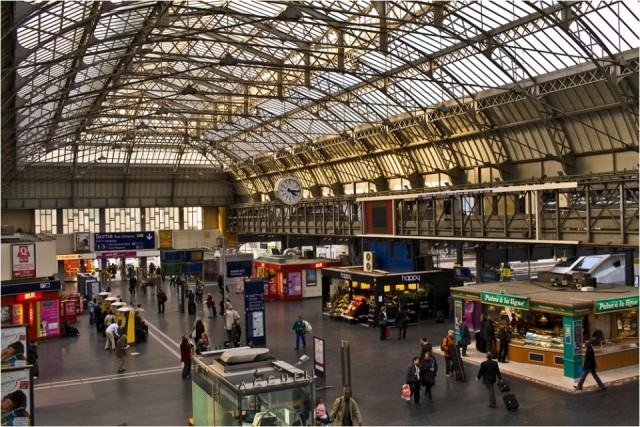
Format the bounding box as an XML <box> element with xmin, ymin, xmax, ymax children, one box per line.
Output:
<box><xmin>481</xmin><ymin>291</ymin><xmax>529</xmax><ymax>310</ymax></box>
<box><xmin>594</xmin><ymin>296</ymin><xmax>639</xmax><ymax>314</ymax></box>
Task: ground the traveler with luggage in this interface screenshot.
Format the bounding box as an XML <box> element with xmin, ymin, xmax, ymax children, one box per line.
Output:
<box><xmin>476</xmin><ymin>352</ymin><xmax>502</xmax><ymax>408</ymax></box>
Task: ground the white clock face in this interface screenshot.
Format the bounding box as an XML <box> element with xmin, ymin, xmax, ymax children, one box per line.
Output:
<box><xmin>276</xmin><ymin>177</ymin><xmax>303</xmax><ymax>205</ymax></box>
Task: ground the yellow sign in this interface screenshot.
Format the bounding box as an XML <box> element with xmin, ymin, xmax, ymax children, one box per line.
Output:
<box><xmin>158</xmin><ymin>230</ymin><xmax>173</xmax><ymax>249</ymax></box>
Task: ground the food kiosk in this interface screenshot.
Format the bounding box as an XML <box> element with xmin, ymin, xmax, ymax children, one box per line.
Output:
<box><xmin>321</xmin><ymin>266</ymin><xmax>458</xmax><ymax>326</ymax></box>
<box><xmin>451</xmin><ymin>280</ymin><xmax>639</xmax><ymax>379</ymax></box>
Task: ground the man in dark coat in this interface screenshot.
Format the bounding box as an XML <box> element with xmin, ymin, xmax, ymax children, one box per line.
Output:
<box><xmin>574</xmin><ymin>340</ymin><xmax>606</xmax><ymax>391</ymax></box>
<box><xmin>482</xmin><ymin>315</ymin><xmax>496</xmax><ymax>354</ymax></box>
<box><xmin>476</xmin><ymin>352</ymin><xmax>502</xmax><ymax>408</ymax></box>
<box><xmin>498</xmin><ymin>325</ymin><xmax>511</xmax><ymax>362</ymax></box>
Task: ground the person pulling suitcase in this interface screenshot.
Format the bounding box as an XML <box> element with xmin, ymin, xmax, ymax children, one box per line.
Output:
<box><xmin>476</xmin><ymin>352</ymin><xmax>502</xmax><ymax>408</ymax></box>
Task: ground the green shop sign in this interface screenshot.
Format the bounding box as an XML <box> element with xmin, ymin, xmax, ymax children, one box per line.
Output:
<box><xmin>594</xmin><ymin>296</ymin><xmax>639</xmax><ymax>314</ymax></box>
<box><xmin>481</xmin><ymin>291</ymin><xmax>529</xmax><ymax>310</ymax></box>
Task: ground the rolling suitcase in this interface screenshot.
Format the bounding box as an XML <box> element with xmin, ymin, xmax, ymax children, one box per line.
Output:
<box><xmin>500</xmin><ymin>381</ymin><xmax>519</xmax><ymax>411</ymax></box>
<box><xmin>503</xmin><ymin>393</ymin><xmax>519</xmax><ymax>411</ymax></box>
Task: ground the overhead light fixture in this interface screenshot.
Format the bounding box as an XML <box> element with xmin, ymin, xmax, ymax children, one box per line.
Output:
<box><xmin>219</xmin><ymin>53</ymin><xmax>239</xmax><ymax>66</ymax></box>
<box><xmin>539</xmin><ymin>314</ymin><xmax>548</xmax><ymax>325</ymax></box>
<box><xmin>500</xmin><ymin>307</ymin><xmax>507</xmax><ymax>316</ymax></box>
<box><xmin>278</xmin><ymin>4</ymin><xmax>303</xmax><ymax>20</ymax></box>
<box><xmin>181</xmin><ymin>84</ymin><xmax>197</xmax><ymax>95</ymax></box>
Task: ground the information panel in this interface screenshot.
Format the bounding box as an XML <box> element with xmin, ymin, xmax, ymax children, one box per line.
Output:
<box><xmin>244</xmin><ymin>280</ymin><xmax>266</xmax><ymax>347</ymax></box>
<box><xmin>94</xmin><ymin>232</ymin><xmax>156</xmax><ymax>251</ymax></box>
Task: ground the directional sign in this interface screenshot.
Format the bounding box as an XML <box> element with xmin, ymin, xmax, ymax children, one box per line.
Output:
<box><xmin>94</xmin><ymin>232</ymin><xmax>156</xmax><ymax>251</ymax></box>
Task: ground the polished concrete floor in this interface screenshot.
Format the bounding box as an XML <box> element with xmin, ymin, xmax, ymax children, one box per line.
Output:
<box><xmin>34</xmin><ymin>279</ymin><xmax>639</xmax><ymax>426</ymax></box>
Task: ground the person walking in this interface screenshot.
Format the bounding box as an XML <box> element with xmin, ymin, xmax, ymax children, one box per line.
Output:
<box><xmin>95</xmin><ymin>304</ymin><xmax>104</xmax><ymax>334</ymax></box>
<box><xmin>420</xmin><ymin>351</ymin><xmax>437</xmax><ymax>402</ymax></box>
<box><xmin>476</xmin><ymin>352</ymin><xmax>502</xmax><ymax>408</ymax></box>
<box><xmin>115</xmin><ymin>334</ymin><xmax>128</xmax><ymax>373</ymax></box>
<box><xmin>440</xmin><ymin>329</ymin><xmax>456</xmax><ymax>377</ymax></box>
<box><xmin>419</xmin><ymin>337</ymin><xmax>433</xmax><ymax>360</ymax></box>
<box><xmin>292</xmin><ymin>315</ymin><xmax>307</xmax><ymax>350</ymax></box>
<box><xmin>180</xmin><ymin>334</ymin><xmax>193</xmax><ymax>380</ymax></box>
<box><xmin>88</xmin><ymin>298</ymin><xmax>97</xmax><ymax>325</ymax></box>
<box><xmin>482</xmin><ymin>314</ymin><xmax>496</xmax><ymax>355</ymax></box>
<box><xmin>574</xmin><ymin>340</ymin><xmax>606</xmax><ymax>391</ymax></box>
<box><xmin>232</xmin><ymin>318</ymin><xmax>242</xmax><ymax>347</ymax></box>
<box><xmin>224</xmin><ymin>302</ymin><xmax>240</xmax><ymax>344</ymax></box>
<box><xmin>459</xmin><ymin>316</ymin><xmax>472</xmax><ymax>356</ymax></box>
<box><xmin>129</xmin><ymin>276</ymin><xmax>137</xmax><ymax>299</ymax></box>
<box><xmin>405</xmin><ymin>356</ymin><xmax>421</xmax><ymax>404</ymax></box>
<box><xmin>329</xmin><ymin>387</ymin><xmax>362</xmax><ymax>426</ymax></box>
<box><xmin>378</xmin><ymin>306</ymin><xmax>388</xmax><ymax>340</ymax></box>
<box><xmin>195</xmin><ymin>279</ymin><xmax>204</xmax><ymax>304</ymax></box>
<box><xmin>395</xmin><ymin>305</ymin><xmax>408</xmax><ymax>340</ymax></box>
<box><xmin>192</xmin><ymin>319</ymin><xmax>205</xmax><ymax>344</ymax></box>
<box><xmin>157</xmin><ymin>288</ymin><xmax>167</xmax><ymax>314</ymax></box>
<box><xmin>104</xmin><ymin>321</ymin><xmax>119</xmax><ymax>350</ymax></box>
<box><xmin>205</xmin><ymin>293</ymin><xmax>217</xmax><ymax>318</ymax></box>
<box><xmin>498</xmin><ymin>325</ymin><xmax>511</xmax><ymax>363</ymax></box>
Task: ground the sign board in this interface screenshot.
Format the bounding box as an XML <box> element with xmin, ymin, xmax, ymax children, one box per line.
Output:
<box><xmin>244</xmin><ymin>280</ymin><xmax>266</xmax><ymax>347</ymax></box>
<box><xmin>594</xmin><ymin>296</ymin><xmax>639</xmax><ymax>314</ymax></box>
<box><xmin>158</xmin><ymin>230</ymin><xmax>173</xmax><ymax>249</ymax></box>
<box><xmin>481</xmin><ymin>291</ymin><xmax>529</xmax><ymax>310</ymax></box>
<box><xmin>11</xmin><ymin>243</ymin><xmax>36</xmax><ymax>279</ymax></box>
<box><xmin>227</xmin><ymin>260</ymin><xmax>252</xmax><ymax>278</ymax></box>
<box><xmin>94</xmin><ymin>232</ymin><xmax>156</xmax><ymax>251</ymax></box>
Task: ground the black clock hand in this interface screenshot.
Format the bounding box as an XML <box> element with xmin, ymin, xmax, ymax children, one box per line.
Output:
<box><xmin>287</xmin><ymin>188</ymin><xmax>300</xmax><ymax>195</ymax></box>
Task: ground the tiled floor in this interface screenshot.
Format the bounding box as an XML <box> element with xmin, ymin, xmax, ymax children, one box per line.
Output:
<box><xmin>34</xmin><ymin>279</ymin><xmax>639</xmax><ymax>426</ymax></box>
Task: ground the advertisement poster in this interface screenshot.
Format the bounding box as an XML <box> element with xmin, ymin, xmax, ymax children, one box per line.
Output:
<box><xmin>11</xmin><ymin>244</ymin><xmax>35</xmax><ymax>279</ymax></box>
<box><xmin>1</xmin><ymin>326</ymin><xmax>27</xmax><ymax>369</ymax></box>
<box><xmin>1</xmin><ymin>367</ymin><xmax>33</xmax><ymax>426</ymax></box>
<box><xmin>75</xmin><ymin>232</ymin><xmax>90</xmax><ymax>252</ymax></box>
<box><xmin>10</xmin><ymin>306</ymin><xmax>23</xmax><ymax>326</ymax></box>
<box><xmin>306</xmin><ymin>269</ymin><xmax>317</xmax><ymax>287</ymax></box>
<box><xmin>286</xmin><ymin>272</ymin><xmax>302</xmax><ymax>296</ymax></box>
<box><xmin>37</xmin><ymin>300</ymin><xmax>60</xmax><ymax>338</ymax></box>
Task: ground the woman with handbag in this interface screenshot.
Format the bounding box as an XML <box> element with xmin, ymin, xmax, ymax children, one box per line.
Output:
<box><xmin>420</xmin><ymin>352</ymin><xmax>438</xmax><ymax>402</ymax></box>
<box><xmin>405</xmin><ymin>356</ymin><xmax>421</xmax><ymax>404</ymax></box>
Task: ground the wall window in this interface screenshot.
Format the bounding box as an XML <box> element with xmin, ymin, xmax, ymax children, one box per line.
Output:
<box><xmin>35</xmin><ymin>209</ymin><xmax>56</xmax><ymax>234</ymax></box>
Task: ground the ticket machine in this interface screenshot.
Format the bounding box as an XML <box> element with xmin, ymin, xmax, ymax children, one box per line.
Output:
<box><xmin>103</xmin><ymin>297</ymin><xmax>117</xmax><ymax>312</ymax></box>
<box><xmin>117</xmin><ymin>306</ymin><xmax>136</xmax><ymax>344</ymax></box>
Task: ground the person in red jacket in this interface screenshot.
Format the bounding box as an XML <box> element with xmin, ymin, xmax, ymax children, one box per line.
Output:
<box><xmin>180</xmin><ymin>334</ymin><xmax>193</xmax><ymax>380</ymax></box>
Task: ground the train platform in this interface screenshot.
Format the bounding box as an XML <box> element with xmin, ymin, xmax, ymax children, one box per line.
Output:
<box><xmin>34</xmin><ymin>278</ymin><xmax>638</xmax><ymax>426</ymax></box>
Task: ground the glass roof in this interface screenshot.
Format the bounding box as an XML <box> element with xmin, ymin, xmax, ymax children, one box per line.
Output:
<box><xmin>3</xmin><ymin>0</ymin><xmax>638</xmax><ymax>193</ymax></box>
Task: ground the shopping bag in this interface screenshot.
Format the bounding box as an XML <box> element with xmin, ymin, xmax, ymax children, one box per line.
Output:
<box><xmin>386</xmin><ymin>328</ymin><xmax>391</xmax><ymax>338</ymax></box>
<box><xmin>401</xmin><ymin>383</ymin><xmax>411</xmax><ymax>401</ymax></box>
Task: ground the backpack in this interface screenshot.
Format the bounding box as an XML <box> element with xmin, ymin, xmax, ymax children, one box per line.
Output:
<box><xmin>303</xmin><ymin>320</ymin><xmax>312</xmax><ymax>334</ymax></box>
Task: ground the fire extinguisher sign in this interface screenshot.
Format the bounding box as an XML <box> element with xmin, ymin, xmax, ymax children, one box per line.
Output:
<box><xmin>12</xmin><ymin>243</ymin><xmax>36</xmax><ymax>279</ymax></box>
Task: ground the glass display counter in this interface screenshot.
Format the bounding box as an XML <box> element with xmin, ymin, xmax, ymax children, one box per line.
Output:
<box><xmin>191</xmin><ymin>348</ymin><xmax>315</xmax><ymax>426</ymax></box>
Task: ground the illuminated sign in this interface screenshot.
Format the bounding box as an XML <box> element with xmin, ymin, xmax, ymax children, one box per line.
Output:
<box><xmin>94</xmin><ymin>232</ymin><xmax>156</xmax><ymax>251</ymax></box>
<box><xmin>16</xmin><ymin>292</ymin><xmax>43</xmax><ymax>301</ymax></box>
